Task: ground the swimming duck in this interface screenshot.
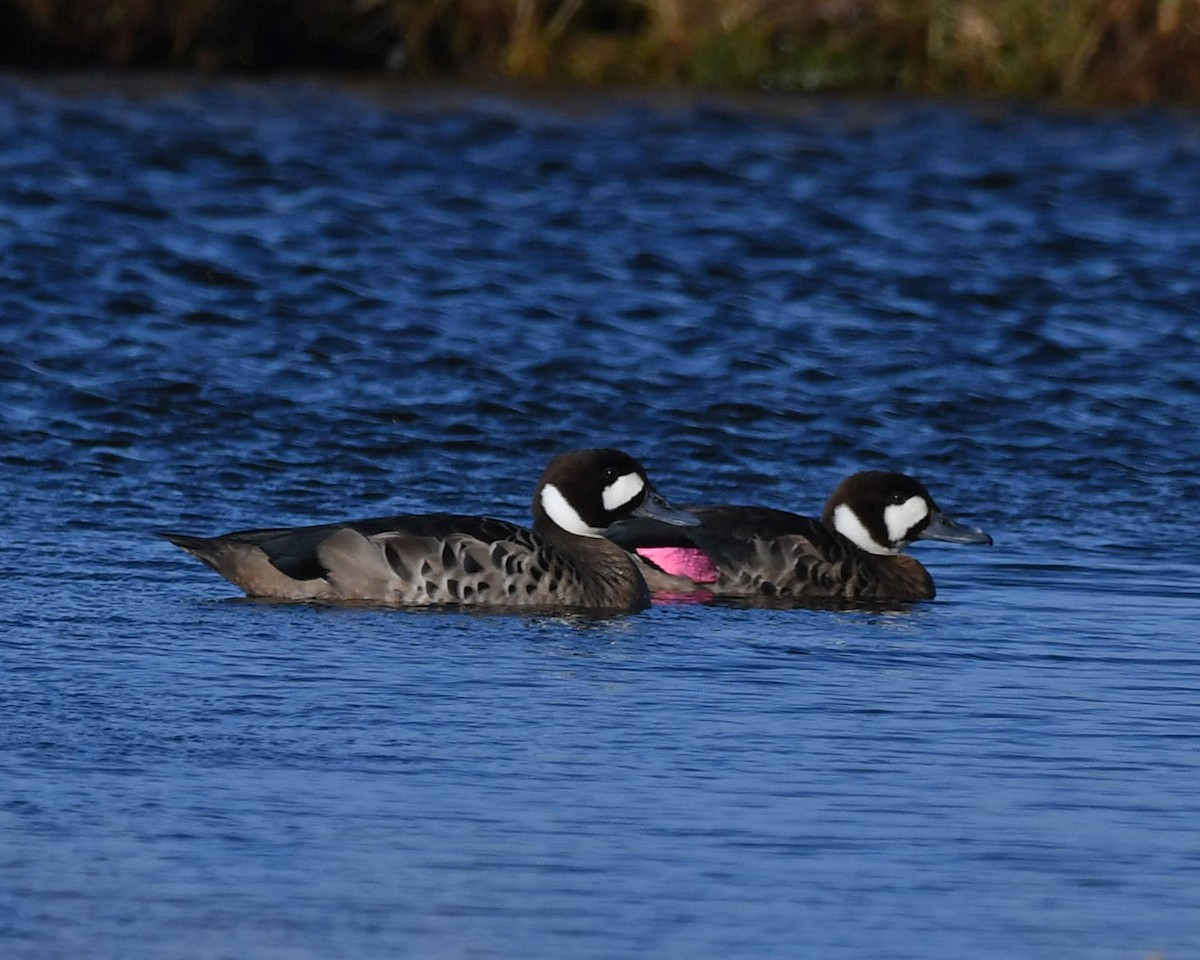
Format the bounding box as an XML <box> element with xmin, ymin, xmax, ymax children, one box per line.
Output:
<box><xmin>161</xmin><ymin>448</ymin><xmax>697</xmax><ymax>612</ymax></box>
<box><xmin>605</xmin><ymin>470</ymin><xmax>992</xmax><ymax>604</ymax></box>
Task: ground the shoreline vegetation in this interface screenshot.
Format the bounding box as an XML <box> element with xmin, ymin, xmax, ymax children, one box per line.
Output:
<box><xmin>2</xmin><ymin>0</ymin><xmax>1199</xmax><ymax>104</ymax></box>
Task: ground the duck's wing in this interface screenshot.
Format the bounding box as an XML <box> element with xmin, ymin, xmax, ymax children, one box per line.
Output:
<box><xmin>610</xmin><ymin>504</ymin><xmax>872</xmax><ymax>599</ymax></box>
<box><xmin>681</xmin><ymin>506</ymin><xmax>855</xmax><ymax>597</ymax></box>
<box><xmin>160</xmin><ymin>514</ymin><xmax>557</xmax><ymax>604</ymax></box>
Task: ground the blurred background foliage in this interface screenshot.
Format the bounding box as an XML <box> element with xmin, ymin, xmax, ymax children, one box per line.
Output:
<box><xmin>1</xmin><ymin>0</ymin><xmax>1198</xmax><ymax>102</ymax></box>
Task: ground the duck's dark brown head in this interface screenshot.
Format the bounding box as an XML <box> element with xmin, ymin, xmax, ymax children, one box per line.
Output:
<box><xmin>823</xmin><ymin>471</ymin><xmax>992</xmax><ymax>555</ymax></box>
<box><xmin>531</xmin><ymin>448</ymin><xmax>697</xmax><ymax>538</ymax></box>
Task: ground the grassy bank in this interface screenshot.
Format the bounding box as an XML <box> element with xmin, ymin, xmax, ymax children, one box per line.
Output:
<box><xmin>3</xmin><ymin>0</ymin><xmax>1199</xmax><ymax>103</ymax></box>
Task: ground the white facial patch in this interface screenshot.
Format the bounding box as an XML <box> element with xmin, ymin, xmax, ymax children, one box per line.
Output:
<box><xmin>541</xmin><ymin>483</ymin><xmax>604</xmax><ymax>538</ymax></box>
<box><xmin>884</xmin><ymin>496</ymin><xmax>929</xmax><ymax>547</ymax></box>
<box><xmin>601</xmin><ymin>472</ymin><xmax>645</xmax><ymax>512</ymax></box>
<box><xmin>833</xmin><ymin>503</ymin><xmax>894</xmax><ymax>556</ymax></box>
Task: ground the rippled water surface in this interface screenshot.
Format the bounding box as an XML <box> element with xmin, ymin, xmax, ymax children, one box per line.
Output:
<box><xmin>2</xmin><ymin>77</ymin><xmax>1199</xmax><ymax>959</ymax></box>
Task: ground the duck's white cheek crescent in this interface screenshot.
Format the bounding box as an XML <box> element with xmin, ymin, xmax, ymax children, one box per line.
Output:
<box><xmin>884</xmin><ymin>496</ymin><xmax>928</xmax><ymax>544</ymax></box>
<box><xmin>602</xmin><ymin>473</ymin><xmax>645</xmax><ymax>512</ymax></box>
<box><xmin>834</xmin><ymin>503</ymin><xmax>889</xmax><ymax>555</ymax></box>
<box><xmin>541</xmin><ymin>484</ymin><xmax>602</xmax><ymax>537</ymax></box>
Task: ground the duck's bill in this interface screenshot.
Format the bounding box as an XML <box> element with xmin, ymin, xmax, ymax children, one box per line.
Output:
<box><xmin>919</xmin><ymin>511</ymin><xmax>993</xmax><ymax>546</ymax></box>
<box><xmin>631</xmin><ymin>490</ymin><xmax>701</xmax><ymax>528</ymax></box>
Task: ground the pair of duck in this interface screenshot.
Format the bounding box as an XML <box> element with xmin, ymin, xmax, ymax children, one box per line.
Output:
<box><xmin>162</xmin><ymin>448</ymin><xmax>991</xmax><ymax>613</ymax></box>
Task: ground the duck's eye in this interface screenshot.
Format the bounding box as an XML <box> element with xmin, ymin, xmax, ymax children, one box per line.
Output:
<box><xmin>888</xmin><ymin>491</ymin><xmax>906</xmax><ymax>504</ymax></box>
<box><xmin>603</xmin><ymin>466</ymin><xmax>617</xmax><ymax>481</ymax></box>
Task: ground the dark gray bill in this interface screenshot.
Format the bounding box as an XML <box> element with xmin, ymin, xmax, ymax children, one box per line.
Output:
<box><xmin>631</xmin><ymin>489</ymin><xmax>700</xmax><ymax>528</ymax></box>
<box><xmin>919</xmin><ymin>511</ymin><xmax>993</xmax><ymax>545</ymax></box>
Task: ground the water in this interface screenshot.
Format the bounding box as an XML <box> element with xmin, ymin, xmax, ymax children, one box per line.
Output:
<box><xmin>2</xmin><ymin>76</ymin><xmax>1199</xmax><ymax>959</ymax></box>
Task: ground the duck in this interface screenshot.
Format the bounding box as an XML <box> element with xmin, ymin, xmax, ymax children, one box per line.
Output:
<box><xmin>160</xmin><ymin>448</ymin><xmax>698</xmax><ymax>612</ymax></box>
<box><xmin>605</xmin><ymin>470</ymin><xmax>992</xmax><ymax>604</ymax></box>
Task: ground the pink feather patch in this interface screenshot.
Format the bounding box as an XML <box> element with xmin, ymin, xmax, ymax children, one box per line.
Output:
<box><xmin>636</xmin><ymin>546</ymin><xmax>719</xmax><ymax>583</ymax></box>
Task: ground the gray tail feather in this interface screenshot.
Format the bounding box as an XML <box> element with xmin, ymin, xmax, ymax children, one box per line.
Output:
<box><xmin>158</xmin><ymin>531</ymin><xmax>220</xmax><ymax>563</ymax></box>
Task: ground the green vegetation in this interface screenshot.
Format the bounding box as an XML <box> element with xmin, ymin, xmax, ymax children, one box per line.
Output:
<box><xmin>3</xmin><ymin>0</ymin><xmax>1199</xmax><ymax>103</ymax></box>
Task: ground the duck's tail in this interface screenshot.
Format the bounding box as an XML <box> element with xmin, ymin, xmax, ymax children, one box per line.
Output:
<box><xmin>159</xmin><ymin>531</ymin><xmax>220</xmax><ymax>563</ymax></box>
<box><xmin>158</xmin><ymin>530</ymin><xmax>328</xmax><ymax>600</ymax></box>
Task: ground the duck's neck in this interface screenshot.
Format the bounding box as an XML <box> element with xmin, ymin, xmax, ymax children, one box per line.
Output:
<box><xmin>822</xmin><ymin>516</ymin><xmax>936</xmax><ymax>602</ymax></box>
<box><xmin>534</xmin><ymin>515</ymin><xmax>650</xmax><ymax>611</ymax></box>
<box><xmin>868</xmin><ymin>553</ymin><xmax>936</xmax><ymax>601</ymax></box>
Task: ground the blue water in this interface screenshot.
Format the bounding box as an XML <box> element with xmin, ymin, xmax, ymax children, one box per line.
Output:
<box><xmin>3</xmin><ymin>76</ymin><xmax>1200</xmax><ymax>959</ymax></box>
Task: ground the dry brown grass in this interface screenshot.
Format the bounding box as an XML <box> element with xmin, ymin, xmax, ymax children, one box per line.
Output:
<box><xmin>2</xmin><ymin>0</ymin><xmax>1199</xmax><ymax>102</ymax></box>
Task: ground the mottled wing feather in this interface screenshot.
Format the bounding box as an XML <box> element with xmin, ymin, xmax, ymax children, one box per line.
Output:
<box><xmin>216</xmin><ymin>515</ymin><xmax>557</xmax><ymax>603</ymax></box>
<box><xmin>369</xmin><ymin>521</ymin><xmax>572</xmax><ymax>606</ymax></box>
<box><xmin>687</xmin><ymin>506</ymin><xmax>868</xmax><ymax>599</ymax></box>
<box><xmin>611</xmin><ymin>505</ymin><xmax>881</xmax><ymax>600</ymax></box>
<box><xmin>168</xmin><ymin>513</ymin><xmax>644</xmax><ymax>608</ymax></box>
